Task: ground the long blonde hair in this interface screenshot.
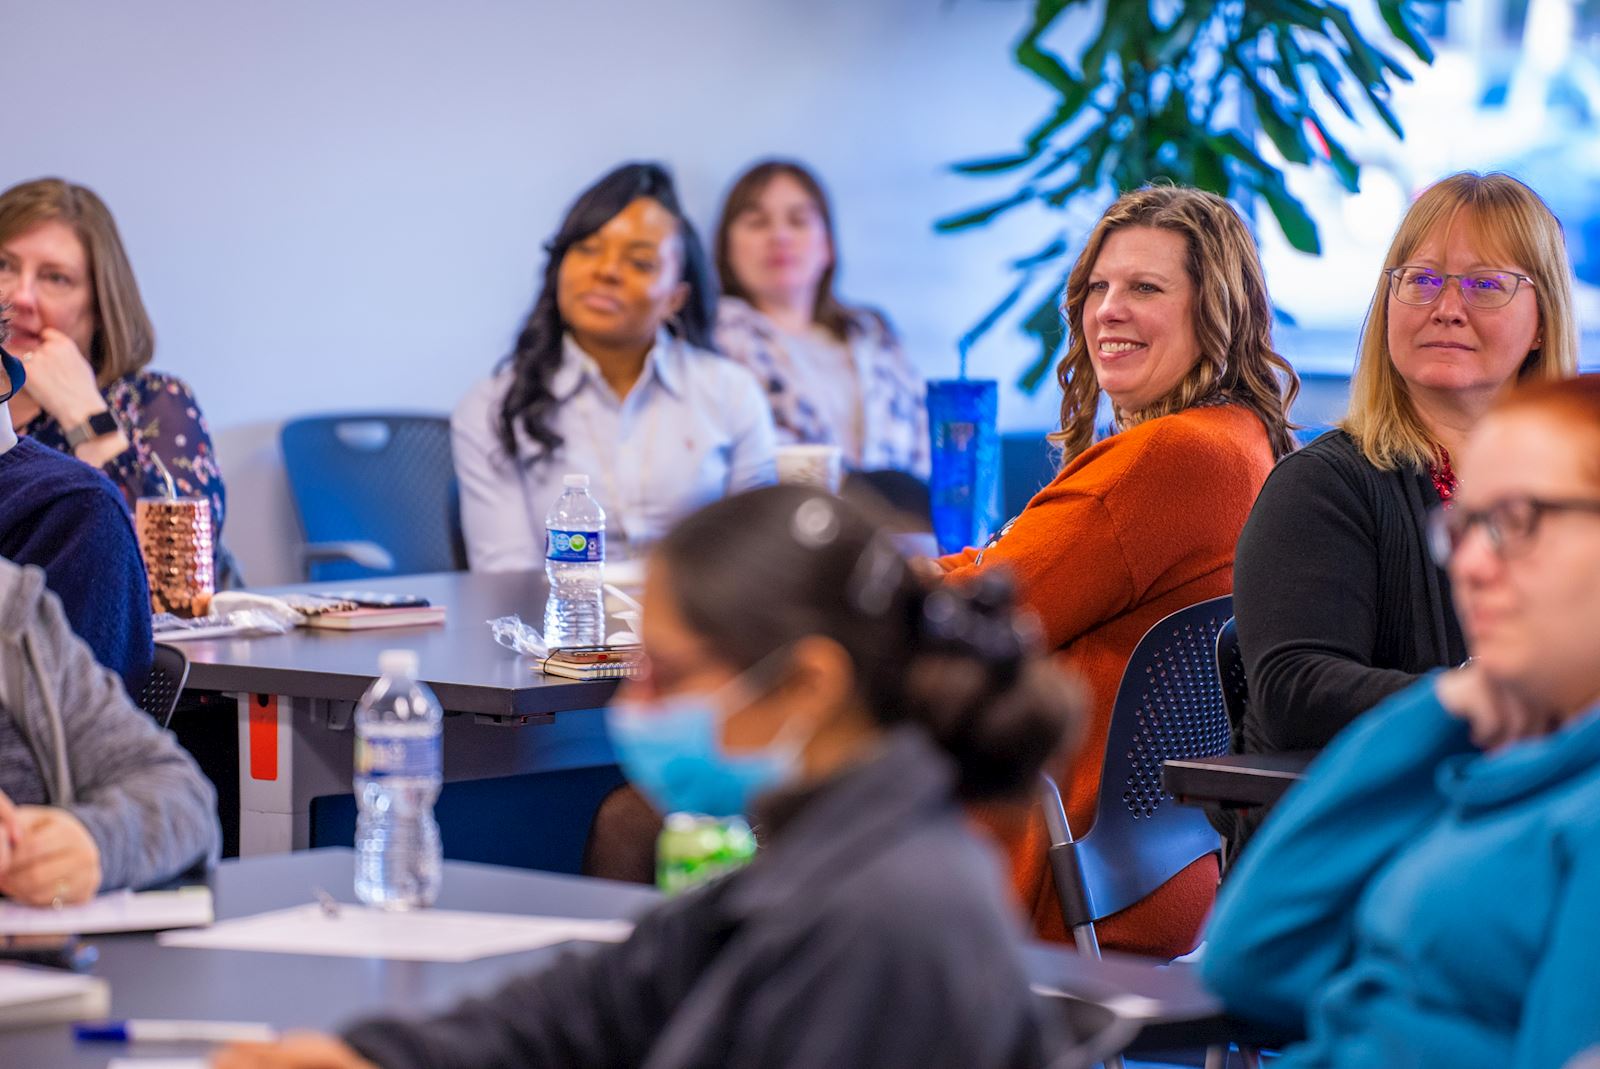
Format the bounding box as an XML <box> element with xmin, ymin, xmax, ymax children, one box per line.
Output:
<box><xmin>1342</xmin><ymin>172</ymin><xmax>1577</xmax><ymax>471</ymax></box>
<box><xmin>1050</xmin><ymin>186</ymin><xmax>1298</xmax><ymax>463</ymax></box>
<box><xmin>0</xmin><ymin>178</ymin><xmax>155</xmax><ymax>387</ymax></box>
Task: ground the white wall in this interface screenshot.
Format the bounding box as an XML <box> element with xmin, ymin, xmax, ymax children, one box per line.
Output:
<box><xmin>6</xmin><ymin>0</ymin><xmax>1079</xmax><ymax>583</ymax></box>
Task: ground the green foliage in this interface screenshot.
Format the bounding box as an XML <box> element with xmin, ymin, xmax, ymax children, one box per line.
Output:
<box><xmin>941</xmin><ymin>0</ymin><xmax>1444</xmax><ymax>391</ymax></box>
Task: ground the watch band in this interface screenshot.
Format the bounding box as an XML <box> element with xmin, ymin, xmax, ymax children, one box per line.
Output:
<box><xmin>63</xmin><ymin>410</ymin><xmax>121</xmax><ymax>448</ymax></box>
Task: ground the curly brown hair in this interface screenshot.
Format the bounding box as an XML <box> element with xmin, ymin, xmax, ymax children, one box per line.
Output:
<box><xmin>1050</xmin><ymin>186</ymin><xmax>1299</xmax><ymax>463</ymax></box>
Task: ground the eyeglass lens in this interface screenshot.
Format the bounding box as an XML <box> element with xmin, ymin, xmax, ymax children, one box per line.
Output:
<box><xmin>1391</xmin><ymin>268</ymin><xmax>1523</xmax><ymax>308</ymax></box>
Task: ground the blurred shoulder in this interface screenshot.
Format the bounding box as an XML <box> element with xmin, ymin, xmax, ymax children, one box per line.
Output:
<box><xmin>1124</xmin><ymin>401</ymin><xmax>1270</xmax><ymax>462</ymax></box>
<box><xmin>451</xmin><ymin>367</ymin><xmax>513</xmax><ymax>434</ymax></box>
<box><xmin>1259</xmin><ymin>428</ymin><xmax>1379</xmax><ymax>501</ymax></box>
<box><xmin>110</xmin><ymin>368</ymin><xmax>203</xmax><ymax>410</ymax></box>
<box><xmin>6</xmin><ymin>438</ymin><xmax>126</xmax><ymax>506</ymax></box>
<box><xmin>679</xmin><ymin>338</ymin><xmax>765</xmax><ymax>395</ymax></box>
<box><xmin>714</xmin><ymin>295</ymin><xmax>767</xmax><ymax>336</ymax></box>
<box><xmin>836</xmin><ymin>822</ymin><xmax>1021</xmax><ymax>957</ymax></box>
<box><xmin>843</xmin><ymin>303</ymin><xmax>899</xmax><ymax>347</ymax></box>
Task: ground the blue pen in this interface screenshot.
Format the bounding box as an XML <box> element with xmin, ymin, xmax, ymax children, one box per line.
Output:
<box><xmin>74</xmin><ymin>1018</ymin><xmax>278</xmax><ymax>1044</ymax></box>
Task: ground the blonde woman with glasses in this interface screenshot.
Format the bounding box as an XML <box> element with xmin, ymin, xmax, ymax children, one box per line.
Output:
<box><xmin>1231</xmin><ymin>172</ymin><xmax>1578</xmax><ymax>850</ymax></box>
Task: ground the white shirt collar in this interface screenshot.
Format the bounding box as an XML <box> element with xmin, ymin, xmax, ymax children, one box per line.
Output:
<box><xmin>556</xmin><ymin>330</ymin><xmax>685</xmax><ymax>403</ymax></box>
<box><xmin>0</xmin><ymin>404</ymin><xmax>17</xmax><ymax>456</ymax></box>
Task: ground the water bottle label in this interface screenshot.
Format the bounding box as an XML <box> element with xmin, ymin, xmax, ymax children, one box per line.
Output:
<box><xmin>356</xmin><ymin>733</ymin><xmax>441</xmax><ymax>779</ymax></box>
<box><xmin>547</xmin><ymin>529</ymin><xmax>604</xmax><ymax>563</ymax></box>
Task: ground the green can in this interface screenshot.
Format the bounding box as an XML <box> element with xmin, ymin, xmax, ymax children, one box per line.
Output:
<box><xmin>656</xmin><ymin>813</ymin><xmax>758</xmax><ymax>895</ymax></box>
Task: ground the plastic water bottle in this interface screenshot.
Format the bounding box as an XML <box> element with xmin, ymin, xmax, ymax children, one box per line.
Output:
<box><xmin>354</xmin><ymin>649</ymin><xmax>442</xmax><ymax>910</ymax></box>
<box><xmin>544</xmin><ymin>473</ymin><xmax>606</xmax><ymax>648</ymax></box>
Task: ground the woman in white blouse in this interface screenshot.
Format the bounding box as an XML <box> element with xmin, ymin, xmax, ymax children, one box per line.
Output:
<box><xmin>453</xmin><ymin>162</ymin><xmax>778</xmax><ymax>571</ymax></box>
<box><xmin>714</xmin><ymin>159</ymin><xmax>928</xmax><ymax>479</ymax></box>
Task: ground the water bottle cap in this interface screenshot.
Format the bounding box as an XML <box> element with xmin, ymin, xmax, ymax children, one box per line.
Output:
<box><xmin>563</xmin><ymin>473</ymin><xmax>590</xmax><ymax>489</ymax></box>
<box><xmin>378</xmin><ymin>649</ymin><xmax>419</xmax><ymax>677</ymax></box>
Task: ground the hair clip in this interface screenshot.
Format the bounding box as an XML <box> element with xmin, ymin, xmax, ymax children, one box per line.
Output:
<box><xmin>790</xmin><ymin>497</ymin><xmax>841</xmax><ymax>549</ymax></box>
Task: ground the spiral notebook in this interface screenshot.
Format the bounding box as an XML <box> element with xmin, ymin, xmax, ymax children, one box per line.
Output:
<box><xmin>539</xmin><ymin>646</ymin><xmax>645</xmax><ymax>681</ymax></box>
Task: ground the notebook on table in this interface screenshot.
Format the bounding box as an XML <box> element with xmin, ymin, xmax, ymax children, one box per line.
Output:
<box><xmin>284</xmin><ymin>593</ymin><xmax>447</xmax><ymax>631</ymax></box>
<box><xmin>0</xmin><ymin>965</ymin><xmax>109</xmax><ymax>1030</ymax></box>
<box><xmin>539</xmin><ymin>646</ymin><xmax>645</xmax><ymax>681</ymax></box>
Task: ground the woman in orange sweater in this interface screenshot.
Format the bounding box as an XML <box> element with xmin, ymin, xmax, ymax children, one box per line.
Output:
<box><xmin>937</xmin><ymin>186</ymin><xmax>1298</xmax><ymax>957</ymax></box>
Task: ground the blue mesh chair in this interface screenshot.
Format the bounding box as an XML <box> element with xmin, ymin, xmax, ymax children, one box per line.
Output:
<box><xmin>280</xmin><ymin>414</ymin><xmax>466</xmax><ymax>582</ymax></box>
<box><xmin>139</xmin><ymin>643</ymin><xmax>190</xmax><ymax>731</ymax></box>
<box><xmin>1043</xmin><ymin>594</ymin><xmax>1234</xmax><ymax>942</ymax></box>
<box><xmin>1039</xmin><ymin>596</ymin><xmax>1241</xmax><ymax>1069</ymax></box>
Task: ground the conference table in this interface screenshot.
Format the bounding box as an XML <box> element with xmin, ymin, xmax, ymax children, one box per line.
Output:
<box><xmin>173</xmin><ymin>570</ymin><xmax>624</xmax><ymax>855</ymax></box>
<box><xmin>1162</xmin><ymin>751</ymin><xmax>1315</xmax><ymax>809</ymax></box>
<box><xmin>0</xmin><ymin>849</ymin><xmax>1255</xmax><ymax>1066</ymax></box>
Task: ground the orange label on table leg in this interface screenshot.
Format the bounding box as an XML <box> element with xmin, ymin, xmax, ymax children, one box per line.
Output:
<box><xmin>249</xmin><ymin>694</ymin><xmax>279</xmax><ymax>781</ymax></box>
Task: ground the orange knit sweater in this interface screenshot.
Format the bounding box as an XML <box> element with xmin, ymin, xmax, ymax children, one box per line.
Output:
<box><xmin>940</xmin><ymin>403</ymin><xmax>1275</xmax><ymax>958</ymax></box>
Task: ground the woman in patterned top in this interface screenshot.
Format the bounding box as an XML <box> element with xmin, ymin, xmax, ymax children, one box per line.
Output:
<box><xmin>714</xmin><ymin>160</ymin><xmax>928</xmax><ymax>479</ymax></box>
<box><xmin>0</xmin><ymin>178</ymin><xmax>234</xmax><ymax>584</ymax></box>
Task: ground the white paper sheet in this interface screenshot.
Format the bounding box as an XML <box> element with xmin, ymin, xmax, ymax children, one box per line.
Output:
<box><xmin>0</xmin><ymin>886</ymin><xmax>213</xmax><ymax>936</ymax></box>
<box><xmin>157</xmin><ymin>903</ymin><xmax>633</xmax><ymax>962</ymax></box>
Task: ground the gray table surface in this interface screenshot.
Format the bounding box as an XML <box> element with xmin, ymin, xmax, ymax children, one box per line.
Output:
<box><xmin>0</xmin><ymin>849</ymin><xmax>661</xmax><ymax>1066</ymax></box>
<box><xmin>179</xmin><ymin>570</ymin><xmax>621</xmax><ymax>717</ymax></box>
<box><xmin>0</xmin><ymin>850</ymin><xmax>1245</xmax><ymax>1066</ymax></box>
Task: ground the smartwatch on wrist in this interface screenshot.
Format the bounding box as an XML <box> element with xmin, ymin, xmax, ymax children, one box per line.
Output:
<box><xmin>63</xmin><ymin>411</ymin><xmax>121</xmax><ymax>448</ymax></box>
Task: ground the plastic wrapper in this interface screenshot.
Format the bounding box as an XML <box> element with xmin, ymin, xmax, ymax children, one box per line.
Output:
<box><xmin>151</xmin><ymin>608</ymin><xmax>296</xmax><ymax>641</ymax></box>
<box><xmin>489</xmin><ymin>614</ymin><xmax>549</xmax><ymax>658</ymax></box>
<box><xmin>211</xmin><ymin>592</ymin><xmax>307</xmax><ymax>629</ymax></box>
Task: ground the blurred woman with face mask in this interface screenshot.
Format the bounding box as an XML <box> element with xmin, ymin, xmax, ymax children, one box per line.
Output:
<box><xmin>217</xmin><ymin>485</ymin><xmax>1082</xmax><ymax>1069</ymax></box>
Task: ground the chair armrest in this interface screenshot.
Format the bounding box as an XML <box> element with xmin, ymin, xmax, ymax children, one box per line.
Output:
<box><xmin>300</xmin><ymin>541</ymin><xmax>396</xmax><ymax>572</ymax></box>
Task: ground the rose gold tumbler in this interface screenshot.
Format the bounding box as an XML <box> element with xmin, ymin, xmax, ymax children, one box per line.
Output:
<box><xmin>135</xmin><ymin>498</ymin><xmax>215</xmax><ymax>617</ymax></box>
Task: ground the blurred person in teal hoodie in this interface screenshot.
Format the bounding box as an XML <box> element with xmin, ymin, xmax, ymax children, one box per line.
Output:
<box><xmin>1204</xmin><ymin>374</ymin><xmax>1600</xmax><ymax>1069</ymax></box>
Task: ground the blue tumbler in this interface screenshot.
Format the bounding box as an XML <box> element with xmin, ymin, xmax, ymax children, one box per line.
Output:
<box><xmin>926</xmin><ymin>379</ymin><xmax>1002</xmax><ymax>556</ymax></box>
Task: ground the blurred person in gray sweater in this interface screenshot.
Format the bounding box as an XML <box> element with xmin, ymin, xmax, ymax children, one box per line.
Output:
<box><xmin>0</xmin><ymin>556</ymin><xmax>218</xmax><ymax>905</ymax></box>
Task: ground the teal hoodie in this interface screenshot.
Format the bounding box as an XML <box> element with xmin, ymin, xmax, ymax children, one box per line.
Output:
<box><xmin>1203</xmin><ymin>676</ymin><xmax>1600</xmax><ymax>1069</ymax></box>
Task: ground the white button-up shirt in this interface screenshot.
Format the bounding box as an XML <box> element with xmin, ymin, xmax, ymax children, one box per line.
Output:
<box><xmin>452</xmin><ymin>332</ymin><xmax>778</xmax><ymax>572</ymax></box>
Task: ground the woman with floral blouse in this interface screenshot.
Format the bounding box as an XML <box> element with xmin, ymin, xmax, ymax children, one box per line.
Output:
<box><xmin>0</xmin><ymin>178</ymin><xmax>234</xmax><ymax>584</ymax></box>
<box><xmin>714</xmin><ymin>160</ymin><xmax>928</xmax><ymax>479</ymax></box>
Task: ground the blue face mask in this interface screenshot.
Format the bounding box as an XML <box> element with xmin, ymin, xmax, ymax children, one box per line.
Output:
<box><xmin>604</xmin><ymin>665</ymin><xmax>799</xmax><ymax>819</ymax></box>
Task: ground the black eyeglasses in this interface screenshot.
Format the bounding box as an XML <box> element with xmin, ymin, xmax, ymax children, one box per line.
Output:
<box><xmin>1428</xmin><ymin>496</ymin><xmax>1600</xmax><ymax>566</ymax></box>
<box><xmin>1387</xmin><ymin>267</ymin><xmax>1535</xmax><ymax>309</ymax></box>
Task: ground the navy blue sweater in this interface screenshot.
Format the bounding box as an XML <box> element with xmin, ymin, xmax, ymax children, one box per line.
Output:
<box><xmin>0</xmin><ymin>437</ymin><xmax>153</xmax><ymax>696</ymax></box>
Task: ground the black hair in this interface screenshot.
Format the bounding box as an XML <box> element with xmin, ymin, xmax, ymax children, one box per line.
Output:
<box><xmin>657</xmin><ymin>486</ymin><xmax>1082</xmax><ymax>801</ymax></box>
<box><xmin>496</xmin><ymin>161</ymin><xmax>717</xmax><ymax>462</ymax></box>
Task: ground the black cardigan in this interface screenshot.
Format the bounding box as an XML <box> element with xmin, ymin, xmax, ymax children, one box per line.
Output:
<box><xmin>1234</xmin><ymin>430</ymin><xmax>1468</xmax><ymax>755</ymax></box>
<box><xmin>342</xmin><ymin>728</ymin><xmax>1052</xmax><ymax>1069</ymax></box>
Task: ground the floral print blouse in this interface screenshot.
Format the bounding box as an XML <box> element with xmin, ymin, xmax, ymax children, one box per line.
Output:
<box><xmin>715</xmin><ymin>296</ymin><xmax>930</xmax><ymax>478</ymax></box>
<box><xmin>21</xmin><ymin>369</ymin><xmax>231</xmax><ymax>577</ymax></box>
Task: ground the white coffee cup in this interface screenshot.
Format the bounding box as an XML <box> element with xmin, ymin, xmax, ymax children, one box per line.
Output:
<box><xmin>775</xmin><ymin>444</ymin><xmax>844</xmax><ymax>493</ymax></box>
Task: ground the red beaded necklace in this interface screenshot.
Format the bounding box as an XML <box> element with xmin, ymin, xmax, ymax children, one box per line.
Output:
<box><xmin>1429</xmin><ymin>445</ymin><xmax>1458</xmax><ymax>506</ymax></box>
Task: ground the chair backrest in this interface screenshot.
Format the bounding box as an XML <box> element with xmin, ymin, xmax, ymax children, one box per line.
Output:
<box><xmin>280</xmin><ymin>414</ymin><xmax>466</xmax><ymax>581</ymax></box>
<box><xmin>1215</xmin><ymin>616</ymin><xmax>1248</xmax><ymax>751</ymax></box>
<box><xmin>139</xmin><ymin>643</ymin><xmax>190</xmax><ymax>729</ymax></box>
<box><xmin>1073</xmin><ymin>595</ymin><xmax>1234</xmax><ymax>921</ymax></box>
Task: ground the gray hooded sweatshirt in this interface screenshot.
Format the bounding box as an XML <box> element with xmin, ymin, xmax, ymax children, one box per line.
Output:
<box><xmin>0</xmin><ymin>558</ymin><xmax>219</xmax><ymax>891</ymax></box>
